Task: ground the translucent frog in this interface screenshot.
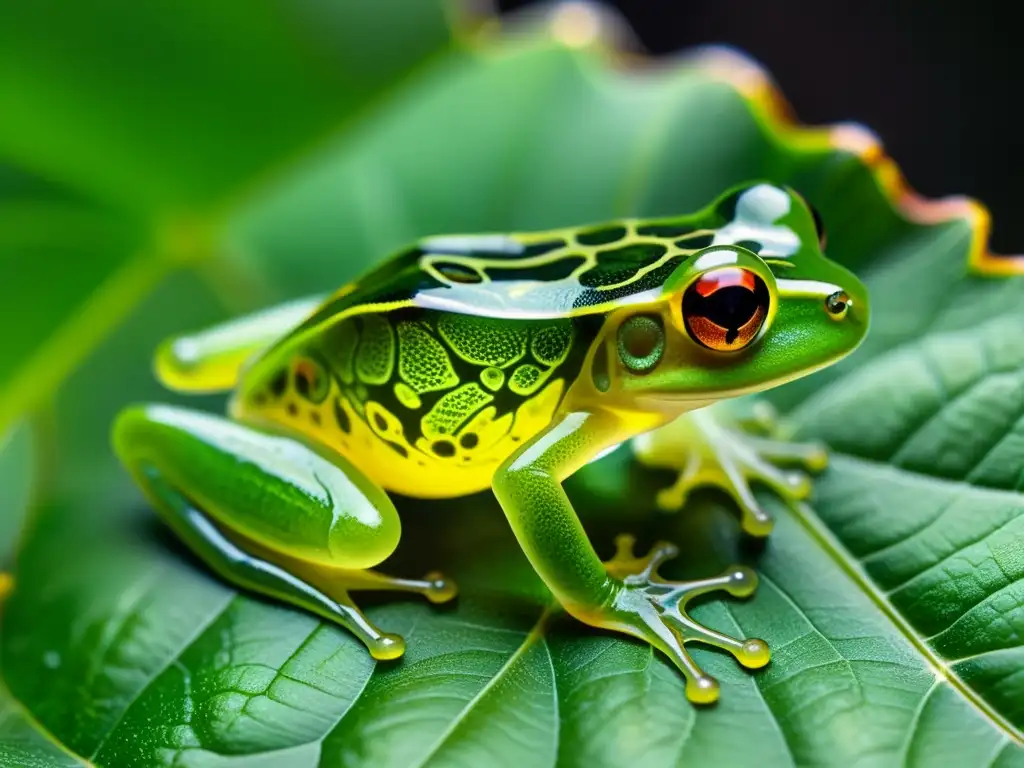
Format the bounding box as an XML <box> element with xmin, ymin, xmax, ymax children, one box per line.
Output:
<box><xmin>114</xmin><ymin>182</ymin><xmax>869</xmax><ymax>703</ymax></box>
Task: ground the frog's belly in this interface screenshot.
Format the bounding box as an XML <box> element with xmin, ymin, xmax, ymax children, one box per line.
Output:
<box><xmin>236</xmin><ymin>379</ymin><xmax>566</xmax><ymax>499</ymax></box>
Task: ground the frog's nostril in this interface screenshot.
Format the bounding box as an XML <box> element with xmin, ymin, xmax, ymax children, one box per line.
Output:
<box><xmin>824</xmin><ymin>291</ymin><xmax>850</xmax><ymax>320</ymax></box>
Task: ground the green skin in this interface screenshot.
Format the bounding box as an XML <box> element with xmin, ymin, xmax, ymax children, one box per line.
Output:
<box><xmin>114</xmin><ymin>182</ymin><xmax>869</xmax><ymax>704</ymax></box>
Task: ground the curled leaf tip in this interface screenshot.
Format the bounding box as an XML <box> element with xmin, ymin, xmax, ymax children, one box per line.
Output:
<box><xmin>682</xmin><ymin>43</ymin><xmax>1023</xmax><ymax>277</ymax></box>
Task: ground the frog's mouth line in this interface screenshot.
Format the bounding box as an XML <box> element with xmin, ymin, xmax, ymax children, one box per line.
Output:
<box><xmin>640</xmin><ymin>349</ymin><xmax>862</xmax><ymax>408</ymax></box>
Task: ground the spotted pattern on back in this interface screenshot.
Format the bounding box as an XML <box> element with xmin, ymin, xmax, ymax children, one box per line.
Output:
<box><xmin>436</xmin><ymin>314</ymin><xmax>528</xmax><ymax>368</ymax></box>
<box><xmin>240</xmin><ymin>306</ymin><xmax>595</xmax><ymax>495</ymax></box>
<box><xmin>237</xmin><ymin>182</ymin><xmax>818</xmax><ymax>496</ymax></box>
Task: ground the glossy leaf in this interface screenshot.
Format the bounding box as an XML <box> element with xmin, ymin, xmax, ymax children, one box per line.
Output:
<box><xmin>0</xmin><ymin>685</ymin><xmax>81</xmax><ymax>768</ymax></box>
<box><xmin>2</xmin><ymin>5</ymin><xmax>1023</xmax><ymax>767</ymax></box>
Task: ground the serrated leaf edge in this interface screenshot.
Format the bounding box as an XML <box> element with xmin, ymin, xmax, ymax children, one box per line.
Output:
<box><xmin>491</xmin><ymin>1</ymin><xmax>1022</xmax><ymax>278</ymax></box>
<box><xmin>790</xmin><ymin>491</ymin><xmax>1023</xmax><ymax>747</ymax></box>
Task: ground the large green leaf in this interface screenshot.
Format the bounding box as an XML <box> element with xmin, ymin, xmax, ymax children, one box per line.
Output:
<box><xmin>2</xmin><ymin>4</ymin><xmax>1023</xmax><ymax>766</ymax></box>
<box><xmin>0</xmin><ymin>685</ymin><xmax>80</xmax><ymax>768</ymax></box>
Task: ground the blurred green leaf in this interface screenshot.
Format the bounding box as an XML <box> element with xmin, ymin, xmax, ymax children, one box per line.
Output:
<box><xmin>0</xmin><ymin>0</ymin><xmax>458</xmax><ymax>212</ymax></box>
<box><xmin>0</xmin><ymin>0</ymin><xmax>465</xmax><ymax>435</ymax></box>
<box><xmin>2</xmin><ymin>5</ymin><xmax>1023</xmax><ymax>767</ymax></box>
<box><xmin>0</xmin><ymin>166</ymin><xmax>151</xmax><ymax>432</ymax></box>
<box><xmin>0</xmin><ymin>423</ymin><xmax>34</xmax><ymax>565</ymax></box>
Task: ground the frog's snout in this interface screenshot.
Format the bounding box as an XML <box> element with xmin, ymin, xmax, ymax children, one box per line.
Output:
<box><xmin>821</xmin><ymin>280</ymin><xmax>870</xmax><ymax>351</ymax></box>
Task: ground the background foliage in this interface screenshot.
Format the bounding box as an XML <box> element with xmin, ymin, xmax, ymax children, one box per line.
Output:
<box><xmin>0</xmin><ymin>1</ymin><xmax>1022</xmax><ymax>766</ymax></box>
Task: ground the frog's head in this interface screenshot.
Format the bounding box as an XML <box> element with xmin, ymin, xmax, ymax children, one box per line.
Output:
<box><xmin>602</xmin><ymin>182</ymin><xmax>869</xmax><ymax>408</ymax></box>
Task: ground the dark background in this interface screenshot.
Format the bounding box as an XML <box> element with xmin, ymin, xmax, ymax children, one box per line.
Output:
<box><xmin>499</xmin><ymin>0</ymin><xmax>1021</xmax><ymax>253</ymax></box>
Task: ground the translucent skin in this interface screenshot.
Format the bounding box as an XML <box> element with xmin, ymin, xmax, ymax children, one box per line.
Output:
<box><xmin>114</xmin><ymin>181</ymin><xmax>869</xmax><ymax>702</ymax></box>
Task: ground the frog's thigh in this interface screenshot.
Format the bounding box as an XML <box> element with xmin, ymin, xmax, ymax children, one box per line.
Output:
<box><xmin>113</xmin><ymin>404</ymin><xmax>454</xmax><ymax>660</ymax></box>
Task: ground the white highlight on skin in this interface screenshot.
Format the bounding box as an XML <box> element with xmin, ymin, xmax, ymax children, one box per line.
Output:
<box><xmin>413</xmin><ymin>281</ymin><xmax>662</xmax><ymax>319</ymax></box>
<box><xmin>170</xmin><ymin>295</ymin><xmax>325</xmax><ymax>366</ymax></box>
<box><xmin>712</xmin><ymin>184</ymin><xmax>801</xmax><ymax>258</ymax></box>
<box><xmin>413</xmin><ymin>184</ymin><xmax>811</xmax><ymax>319</ymax></box>
<box><xmin>143</xmin><ymin>405</ymin><xmax>382</xmax><ymax>528</ymax></box>
<box><xmin>692</xmin><ymin>249</ymin><xmax>743</xmax><ymax>272</ymax></box>
<box><xmin>777</xmin><ymin>278</ymin><xmax>844</xmax><ymax>299</ymax></box>
<box><xmin>420</xmin><ymin>234</ymin><xmax>524</xmax><ymax>255</ymax></box>
<box><xmin>509</xmin><ymin>411</ymin><xmax>590</xmax><ymax>472</ymax></box>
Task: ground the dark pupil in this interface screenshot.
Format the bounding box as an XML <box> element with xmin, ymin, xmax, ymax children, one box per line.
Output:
<box><xmin>686</xmin><ymin>285</ymin><xmax>765</xmax><ymax>344</ymax></box>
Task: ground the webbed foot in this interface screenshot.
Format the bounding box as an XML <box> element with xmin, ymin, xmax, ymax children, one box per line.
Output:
<box><xmin>632</xmin><ymin>403</ymin><xmax>827</xmax><ymax>536</ymax></box>
<box><xmin>290</xmin><ymin>564</ymin><xmax>459</xmax><ymax>660</ymax></box>
<box><xmin>598</xmin><ymin>534</ymin><xmax>769</xmax><ymax>704</ymax></box>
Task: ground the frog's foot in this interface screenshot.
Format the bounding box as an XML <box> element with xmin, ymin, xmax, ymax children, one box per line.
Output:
<box><xmin>598</xmin><ymin>534</ymin><xmax>769</xmax><ymax>704</ymax></box>
<box><xmin>289</xmin><ymin>564</ymin><xmax>459</xmax><ymax>660</ymax></box>
<box><xmin>633</xmin><ymin>409</ymin><xmax>828</xmax><ymax>537</ymax></box>
<box><xmin>319</xmin><ymin>587</ymin><xmax>409</xmax><ymax>662</ymax></box>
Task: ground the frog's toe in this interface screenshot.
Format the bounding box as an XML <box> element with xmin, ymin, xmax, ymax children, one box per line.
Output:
<box><xmin>297</xmin><ymin>567</ymin><xmax>458</xmax><ymax>658</ymax></box>
<box><xmin>604</xmin><ymin>534</ymin><xmax>679</xmax><ymax>581</ymax></box>
<box><xmin>321</xmin><ymin>590</ymin><xmax>411</xmax><ymax>662</ymax></box>
<box><xmin>421</xmin><ymin>571</ymin><xmax>459</xmax><ymax>604</ymax></box>
<box><xmin>648</xmin><ymin>427</ymin><xmax>828</xmax><ymax>536</ymax></box>
<box><xmin>599</xmin><ymin>535</ymin><xmax>770</xmax><ymax>704</ymax></box>
<box><xmin>650</xmin><ymin>453</ymin><xmax>707</xmax><ymax>513</ymax></box>
<box><xmin>368</xmin><ymin>633</ymin><xmax>406</xmax><ymax>661</ymax></box>
<box><xmin>744</xmin><ymin>433</ymin><xmax>829</xmax><ymax>473</ymax></box>
<box><xmin>342</xmin><ymin>568</ymin><xmax>459</xmax><ymax>604</ymax></box>
<box><xmin>731</xmin><ymin>399</ymin><xmax>779</xmax><ymax>435</ymax></box>
<box><xmin>655</xmin><ymin>483</ymin><xmax>690</xmax><ymax>513</ymax></box>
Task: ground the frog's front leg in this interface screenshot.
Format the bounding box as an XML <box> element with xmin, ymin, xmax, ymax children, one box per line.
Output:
<box><xmin>156</xmin><ymin>294</ymin><xmax>327</xmax><ymax>393</ymax></box>
<box><xmin>113</xmin><ymin>405</ymin><xmax>456</xmax><ymax>660</ymax></box>
<box><xmin>632</xmin><ymin>404</ymin><xmax>828</xmax><ymax>537</ymax></box>
<box><xmin>493</xmin><ymin>410</ymin><xmax>769</xmax><ymax>704</ymax></box>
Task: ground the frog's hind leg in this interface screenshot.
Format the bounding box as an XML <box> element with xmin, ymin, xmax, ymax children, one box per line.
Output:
<box><xmin>141</xmin><ymin>486</ymin><xmax>410</xmax><ymax>659</ymax></box>
<box><xmin>632</xmin><ymin>404</ymin><xmax>828</xmax><ymax>536</ymax></box>
<box><xmin>156</xmin><ymin>294</ymin><xmax>327</xmax><ymax>393</ymax></box>
<box><xmin>112</xmin><ymin>404</ymin><xmax>456</xmax><ymax>661</ymax></box>
<box><xmin>235</xmin><ymin>541</ymin><xmax>459</xmax><ymax>659</ymax></box>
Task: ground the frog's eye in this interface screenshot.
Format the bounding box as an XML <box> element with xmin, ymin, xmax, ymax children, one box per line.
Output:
<box><xmin>682</xmin><ymin>267</ymin><xmax>770</xmax><ymax>352</ymax></box>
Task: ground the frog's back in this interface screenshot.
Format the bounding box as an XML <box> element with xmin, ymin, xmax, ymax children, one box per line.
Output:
<box><xmin>232</xmin><ymin>222</ymin><xmax>706</xmax><ymax>497</ymax></box>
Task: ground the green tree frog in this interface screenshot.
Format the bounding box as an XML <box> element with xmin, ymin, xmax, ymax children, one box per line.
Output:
<box><xmin>114</xmin><ymin>182</ymin><xmax>869</xmax><ymax>703</ymax></box>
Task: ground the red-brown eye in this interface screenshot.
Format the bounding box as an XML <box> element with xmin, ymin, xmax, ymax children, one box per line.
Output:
<box><xmin>682</xmin><ymin>267</ymin><xmax>770</xmax><ymax>352</ymax></box>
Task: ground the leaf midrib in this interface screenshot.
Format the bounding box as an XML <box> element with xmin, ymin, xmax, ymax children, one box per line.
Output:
<box><xmin>787</xmin><ymin>455</ymin><xmax>1024</xmax><ymax>747</ymax></box>
<box><xmin>86</xmin><ymin>591</ymin><xmax>238</xmax><ymax>761</ymax></box>
<box><xmin>10</xmin><ymin>458</ymin><xmax>1021</xmax><ymax>762</ymax></box>
<box><xmin>408</xmin><ymin>605</ymin><xmax>555</xmax><ymax>768</ymax></box>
